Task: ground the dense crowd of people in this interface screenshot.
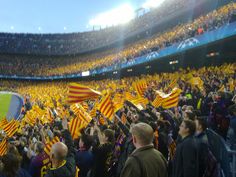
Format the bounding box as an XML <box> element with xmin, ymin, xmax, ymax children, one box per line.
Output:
<box><xmin>0</xmin><ymin>63</ymin><xmax>235</xmax><ymax>177</ymax></box>
<box><xmin>0</xmin><ymin>0</ymin><xmax>196</xmax><ymax>55</ymax></box>
<box><xmin>0</xmin><ymin>2</ymin><xmax>236</xmax><ymax>77</ymax></box>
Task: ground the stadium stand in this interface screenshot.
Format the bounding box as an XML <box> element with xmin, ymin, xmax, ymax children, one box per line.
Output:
<box><xmin>0</xmin><ymin>0</ymin><xmax>236</xmax><ymax>177</ymax></box>
<box><xmin>0</xmin><ymin>2</ymin><xmax>236</xmax><ymax>77</ymax></box>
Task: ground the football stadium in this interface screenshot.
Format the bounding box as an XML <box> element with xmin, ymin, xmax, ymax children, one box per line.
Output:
<box><xmin>0</xmin><ymin>0</ymin><xmax>236</xmax><ymax>177</ymax></box>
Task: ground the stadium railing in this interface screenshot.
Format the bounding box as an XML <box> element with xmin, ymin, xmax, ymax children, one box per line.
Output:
<box><xmin>206</xmin><ymin>129</ymin><xmax>236</xmax><ymax>177</ymax></box>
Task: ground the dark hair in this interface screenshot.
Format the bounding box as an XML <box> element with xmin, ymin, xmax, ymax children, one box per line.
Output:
<box><xmin>35</xmin><ymin>142</ymin><xmax>45</xmax><ymax>154</ymax></box>
<box><xmin>186</xmin><ymin>112</ymin><xmax>196</xmax><ymax>121</ymax></box>
<box><xmin>1</xmin><ymin>153</ymin><xmax>21</xmax><ymax>177</ymax></box>
<box><xmin>183</xmin><ymin>120</ymin><xmax>196</xmax><ymax>135</ymax></box>
<box><xmin>103</xmin><ymin>129</ymin><xmax>115</xmax><ymax>143</ymax></box>
<box><xmin>196</xmin><ymin>117</ymin><xmax>207</xmax><ymax>131</ymax></box>
<box><xmin>80</xmin><ymin>134</ymin><xmax>93</xmax><ymax>150</ymax></box>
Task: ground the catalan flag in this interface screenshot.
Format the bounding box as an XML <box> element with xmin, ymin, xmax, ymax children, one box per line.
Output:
<box><xmin>0</xmin><ymin>118</ymin><xmax>8</xmax><ymax>129</ymax></box>
<box><xmin>98</xmin><ymin>93</ymin><xmax>114</xmax><ymax>121</ymax></box>
<box><xmin>3</xmin><ymin>119</ymin><xmax>20</xmax><ymax>138</ymax></box>
<box><xmin>162</xmin><ymin>88</ymin><xmax>182</xmax><ymax>109</ymax></box>
<box><xmin>152</xmin><ymin>94</ymin><xmax>164</xmax><ymax>108</ymax></box>
<box><xmin>188</xmin><ymin>77</ymin><xmax>204</xmax><ymax>90</ymax></box>
<box><xmin>68</xmin><ymin>83</ymin><xmax>101</xmax><ymax>104</ymax></box>
<box><xmin>44</xmin><ymin>136</ymin><xmax>60</xmax><ymax>156</ymax></box>
<box><xmin>42</xmin><ymin>108</ymin><xmax>54</xmax><ymax>124</ymax></box>
<box><xmin>113</xmin><ymin>94</ymin><xmax>124</xmax><ymax>112</ymax></box>
<box><xmin>168</xmin><ymin>78</ymin><xmax>178</xmax><ymax>89</ymax></box>
<box><xmin>128</xmin><ymin>96</ymin><xmax>149</xmax><ymax>107</ymax></box>
<box><xmin>69</xmin><ymin>117</ymin><xmax>88</xmax><ymax>139</ymax></box>
<box><xmin>0</xmin><ymin>139</ymin><xmax>7</xmax><ymax>156</ymax></box>
<box><xmin>70</xmin><ymin>103</ymin><xmax>92</xmax><ymax>124</ymax></box>
<box><xmin>90</xmin><ymin>103</ymin><xmax>97</xmax><ymax>118</ymax></box>
<box><xmin>132</xmin><ymin>80</ymin><xmax>147</xmax><ymax>97</ymax></box>
<box><xmin>81</xmin><ymin>102</ymin><xmax>89</xmax><ymax>111</ymax></box>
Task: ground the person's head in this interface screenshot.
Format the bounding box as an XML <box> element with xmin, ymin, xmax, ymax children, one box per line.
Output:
<box><xmin>195</xmin><ymin>117</ymin><xmax>207</xmax><ymax>134</ymax></box>
<box><xmin>34</xmin><ymin>141</ymin><xmax>45</xmax><ymax>154</ymax></box>
<box><xmin>79</xmin><ymin>134</ymin><xmax>93</xmax><ymax>150</ymax></box>
<box><xmin>179</xmin><ymin>120</ymin><xmax>196</xmax><ymax>138</ymax></box>
<box><xmin>101</xmin><ymin>129</ymin><xmax>115</xmax><ymax>144</ymax></box>
<box><xmin>50</xmin><ymin>142</ymin><xmax>68</xmax><ymax>166</ymax></box>
<box><xmin>184</xmin><ymin>111</ymin><xmax>196</xmax><ymax>121</ymax></box>
<box><xmin>130</xmin><ymin>122</ymin><xmax>154</xmax><ymax>149</ymax></box>
<box><xmin>1</xmin><ymin>153</ymin><xmax>21</xmax><ymax>177</ymax></box>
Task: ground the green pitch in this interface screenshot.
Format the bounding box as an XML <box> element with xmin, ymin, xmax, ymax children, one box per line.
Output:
<box><xmin>0</xmin><ymin>94</ymin><xmax>12</xmax><ymax>120</ymax></box>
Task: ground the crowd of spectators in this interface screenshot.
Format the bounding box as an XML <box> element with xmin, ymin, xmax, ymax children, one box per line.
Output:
<box><xmin>0</xmin><ymin>0</ymin><xmax>193</xmax><ymax>55</ymax></box>
<box><xmin>0</xmin><ymin>62</ymin><xmax>235</xmax><ymax>177</ymax></box>
<box><xmin>0</xmin><ymin>2</ymin><xmax>236</xmax><ymax>77</ymax></box>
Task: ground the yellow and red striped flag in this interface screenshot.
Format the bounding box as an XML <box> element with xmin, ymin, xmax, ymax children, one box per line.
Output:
<box><xmin>168</xmin><ymin>78</ymin><xmax>178</xmax><ymax>89</ymax></box>
<box><xmin>0</xmin><ymin>118</ymin><xmax>8</xmax><ymax>129</ymax></box>
<box><xmin>132</xmin><ymin>80</ymin><xmax>147</xmax><ymax>97</ymax></box>
<box><xmin>68</xmin><ymin>83</ymin><xmax>101</xmax><ymax>104</ymax></box>
<box><xmin>113</xmin><ymin>94</ymin><xmax>124</xmax><ymax>112</ymax></box>
<box><xmin>90</xmin><ymin>103</ymin><xmax>97</xmax><ymax>118</ymax></box>
<box><xmin>152</xmin><ymin>94</ymin><xmax>165</xmax><ymax>108</ymax></box>
<box><xmin>162</xmin><ymin>88</ymin><xmax>182</xmax><ymax>109</ymax></box>
<box><xmin>98</xmin><ymin>93</ymin><xmax>114</xmax><ymax>121</ymax></box>
<box><xmin>3</xmin><ymin>119</ymin><xmax>20</xmax><ymax>138</ymax></box>
<box><xmin>42</xmin><ymin>108</ymin><xmax>54</xmax><ymax>124</ymax></box>
<box><xmin>44</xmin><ymin>136</ymin><xmax>60</xmax><ymax>156</ymax></box>
<box><xmin>69</xmin><ymin>117</ymin><xmax>88</xmax><ymax>139</ymax></box>
<box><xmin>0</xmin><ymin>139</ymin><xmax>7</xmax><ymax>156</ymax></box>
<box><xmin>130</xmin><ymin>96</ymin><xmax>149</xmax><ymax>106</ymax></box>
<box><xmin>81</xmin><ymin>102</ymin><xmax>89</xmax><ymax>111</ymax></box>
<box><xmin>70</xmin><ymin>103</ymin><xmax>92</xmax><ymax>124</ymax></box>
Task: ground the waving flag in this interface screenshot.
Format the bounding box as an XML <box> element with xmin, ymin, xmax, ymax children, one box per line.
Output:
<box><xmin>162</xmin><ymin>88</ymin><xmax>182</xmax><ymax>109</ymax></box>
<box><xmin>68</xmin><ymin>83</ymin><xmax>101</xmax><ymax>104</ymax></box>
<box><xmin>0</xmin><ymin>139</ymin><xmax>7</xmax><ymax>156</ymax></box>
<box><xmin>98</xmin><ymin>93</ymin><xmax>114</xmax><ymax>120</ymax></box>
<box><xmin>69</xmin><ymin>117</ymin><xmax>88</xmax><ymax>139</ymax></box>
<box><xmin>70</xmin><ymin>103</ymin><xmax>92</xmax><ymax>123</ymax></box>
<box><xmin>44</xmin><ymin>136</ymin><xmax>60</xmax><ymax>156</ymax></box>
<box><xmin>132</xmin><ymin>80</ymin><xmax>147</xmax><ymax>97</ymax></box>
<box><xmin>3</xmin><ymin>119</ymin><xmax>20</xmax><ymax>137</ymax></box>
<box><xmin>0</xmin><ymin>118</ymin><xmax>8</xmax><ymax>129</ymax></box>
<box><xmin>152</xmin><ymin>94</ymin><xmax>164</xmax><ymax>108</ymax></box>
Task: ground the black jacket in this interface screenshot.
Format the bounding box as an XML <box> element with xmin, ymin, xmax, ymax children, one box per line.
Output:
<box><xmin>195</xmin><ymin>131</ymin><xmax>209</xmax><ymax>177</ymax></box>
<box><xmin>45</xmin><ymin>130</ymin><xmax>76</xmax><ymax>177</ymax></box>
<box><xmin>172</xmin><ymin>135</ymin><xmax>198</xmax><ymax>177</ymax></box>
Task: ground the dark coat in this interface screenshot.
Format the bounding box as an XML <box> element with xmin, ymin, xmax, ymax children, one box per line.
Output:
<box><xmin>75</xmin><ymin>150</ymin><xmax>93</xmax><ymax>177</ymax></box>
<box><xmin>0</xmin><ymin>168</ymin><xmax>31</xmax><ymax>177</ymax></box>
<box><xmin>195</xmin><ymin>131</ymin><xmax>209</xmax><ymax>177</ymax></box>
<box><xmin>120</xmin><ymin>144</ymin><xmax>168</xmax><ymax>177</ymax></box>
<box><xmin>45</xmin><ymin>130</ymin><xmax>76</xmax><ymax>177</ymax></box>
<box><xmin>172</xmin><ymin>135</ymin><xmax>198</xmax><ymax>177</ymax></box>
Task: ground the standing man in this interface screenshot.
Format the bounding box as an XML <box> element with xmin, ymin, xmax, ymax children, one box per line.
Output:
<box><xmin>172</xmin><ymin>120</ymin><xmax>198</xmax><ymax>177</ymax></box>
<box><xmin>120</xmin><ymin>122</ymin><xmax>168</xmax><ymax>177</ymax></box>
<box><xmin>45</xmin><ymin>118</ymin><xmax>76</xmax><ymax>177</ymax></box>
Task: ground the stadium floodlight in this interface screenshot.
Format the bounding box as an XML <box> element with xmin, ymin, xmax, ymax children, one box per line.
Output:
<box><xmin>89</xmin><ymin>3</ymin><xmax>135</xmax><ymax>28</ymax></box>
<box><xmin>142</xmin><ymin>0</ymin><xmax>165</xmax><ymax>9</ymax></box>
